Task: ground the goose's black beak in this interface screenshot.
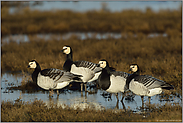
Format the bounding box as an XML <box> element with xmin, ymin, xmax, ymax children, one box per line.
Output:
<box><xmin>61</xmin><ymin>49</ymin><xmax>65</xmax><ymax>52</ymax></box>
<box><xmin>129</xmin><ymin>68</ymin><xmax>132</xmax><ymax>72</ymax></box>
<box><xmin>97</xmin><ymin>64</ymin><xmax>100</xmax><ymax>67</ymax></box>
<box><xmin>27</xmin><ymin>65</ymin><xmax>30</xmax><ymax>68</ymax></box>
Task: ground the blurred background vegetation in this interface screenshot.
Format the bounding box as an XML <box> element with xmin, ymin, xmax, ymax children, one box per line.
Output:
<box><xmin>1</xmin><ymin>1</ymin><xmax>182</xmax><ymax>36</ymax></box>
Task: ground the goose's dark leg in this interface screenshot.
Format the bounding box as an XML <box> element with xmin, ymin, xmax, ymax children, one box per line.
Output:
<box><xmin>148</xmin><ymin>96</ymin><xmax>151</xmax><ymax>104</ymax></box>
<box><xmin>49</xmin><ymin>89</ymin><xmax>54</xmax><ymax>97</ymax></box>
<box><xmin>121</xmin><ymin>92</ymin><xmax>125</xmax><ymax>102</ymax></box>
<box><xmin>57</xmin><ymin>90</ymin><xmax>59</xmax><ymax>96</ymax></box>
<box><xmin>121</xmin><ymin>99</ymin><xmax>126</xmax><ymax>111</ymax></box>
<box><xmin>115</xmin><ymin>100</ymin><xmax>119</xmax><ymax>109</ymax></box>
<box><xmin>84</xmin><ymin>83</ymin><xmax>87</xmax><ymax>92</ymax></box>
<box><xmin>147</xmin><ymin>96</ymin><xmax>151</xmax><ymax>111</ymax></box>
<box><xmin>120</xmin><ymin>92</ymin><xmax>126</xmax><ymax>111</ymax></box>
<box><xmin>141</xmin><ymin>96</ymin><xmax>144</xmax><ymax>109</ymax></box>
<box><xmin>81</xmin><ymin>91</ymin><xmax>83</xmax><ymax>97</ymax></box>
<box><xmin>80</xmin><ymin>83</ymin><xmax>83</xmax><ymax>92</ymax></box>
<box><xmin>115</xmin><ymin>93</ymin><xmax>119</xmax><ymax>102</ymax></box>
<box><xmin>85</xmin><ymin>91</ymin><xmax>87</xmax><ymax>98</ymax></box>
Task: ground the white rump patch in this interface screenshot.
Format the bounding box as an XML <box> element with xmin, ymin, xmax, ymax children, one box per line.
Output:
<box><xmin>147</xmin><ymin>88</ymin><xmax>162</xmax><ymax>96</ymax></box>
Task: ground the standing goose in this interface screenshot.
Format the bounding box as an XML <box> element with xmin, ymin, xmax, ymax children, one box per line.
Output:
<box><xmin>62</xmin><ymin>45</ymin><xmax>102</xmax><ymax>92</ymax></box>
<box><xmin>97</xmin><ymin>59</ymin><xmax>130</xmax><ymax>103</ymax></box>
<box><xmin>28</xmin><ymin>60</ymin><xmax>82</xmax><ymax>97</ymax></box>
<box><xmin>126</xmin><ymin>64</ymin><xmax>174</xmax><ymax>108</ymax></box>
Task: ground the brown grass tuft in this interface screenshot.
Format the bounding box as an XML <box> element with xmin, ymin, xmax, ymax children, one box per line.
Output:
<box><xmin>1</xmin><ymin>99</ymin><xmax>182</xmax><ymax>122</ymax></box>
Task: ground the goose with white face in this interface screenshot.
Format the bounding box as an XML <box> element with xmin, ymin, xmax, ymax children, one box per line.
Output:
<box><xmin>62</xmin><ymin>46</ymin><xmax>71</xmax><ymax>54</ymax></box>
<box><xmin>28</xmin><ymin>61</ymin><xmax>37</xmax><ymax>69</ymax></box>
<box><xmin>27</xmin><ymin>59</ymin><xmax>83</xmax><ymax>97</ymax></box>
<box><xmin>98</xmin><ymin>60</ymin><xmax>107</xmax><ymax>68</ymax></box>
<box><xmin>62</xmin><ymin>45</ymin><xmax>103</xmax><ymax>92</ymax></box>
<box><xmin>129</xmin><ymin>65</ymin><xmax>138</xmax><ymax>72</ymax></box>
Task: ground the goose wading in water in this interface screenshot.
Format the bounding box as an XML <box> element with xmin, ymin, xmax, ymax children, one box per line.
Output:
<box><xmin>97</xmin><ymin>59</ymin><xmax>130</xmax><ymax>104</ymax></box>
<box><xmin>126</xmin><ymin>64</ymin><xmax>174</xmax><ymax>108</ymax></box>
<box><xmin>62</xmin><ymin>45</ymin><xmax>102</xmax><ymax>92</ymax></box>
<box><xmin>28</xmin><ymin>60</ymin><xmax>82</xmax><ymax>97</ymax></box>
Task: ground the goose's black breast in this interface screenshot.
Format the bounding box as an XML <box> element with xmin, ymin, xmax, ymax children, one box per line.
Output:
<box><xmin>98</xmin><ymin>69</ymin><xmax>111</xmax><ymax>90</ymax></box>
<box><xmin>63</xmin><ymin>59</ymin><xmax>73</xmax><ymax>72</ymax></box>
<box><xmin>32</xmin><ymin>70</ymin><xmax>39</xmax><ymax>83</ymax></box>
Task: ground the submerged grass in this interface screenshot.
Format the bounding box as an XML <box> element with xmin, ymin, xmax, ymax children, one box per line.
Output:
<box><xmin>1</xmin><ymin>99</ymin><xmax>182</xmax><ymax>122</ymax></box>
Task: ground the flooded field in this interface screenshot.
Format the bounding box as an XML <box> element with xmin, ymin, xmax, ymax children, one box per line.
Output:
<box><xmin>1</xmin><ymin>32</ymin><xmax>168</xmax><ymax>44</ymax></box>
<box><xmin>1</xmin><ymin>72</ymin><xmax>182</xmax><ymax>112</ymax></box>
<box><xmin>1</xmin><ymin>3</ymin><xmax>182</xmax><ymax>121</ymax></box>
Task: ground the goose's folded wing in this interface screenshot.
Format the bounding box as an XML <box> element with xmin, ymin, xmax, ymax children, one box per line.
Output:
<box><xmin>41</xmin><ymin>68</ymin><xmax>80</xmax><ymax>83</ymax></box>
<box><xmin>74</xmin><ymin>61</ymin><xmax>102</xmax><ymax>73</ymax></box>
<box><xmin>134</xmin><ymin>75</ymin><xmax>173</xmax><ymax>89</ymax></box>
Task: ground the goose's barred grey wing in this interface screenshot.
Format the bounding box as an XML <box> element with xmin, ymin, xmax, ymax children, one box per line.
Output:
<box><xmin>41</xmin><ymin>68</ymin><xmax>82</xmax><ymax>83</ymax></box>
<box><xmin>41</xmin><ymin>68</ymin><xmax>64</xmax><ymax>82</ymax></box>
<box><xmin>112</xmin><ymin>71</ymin><xmax>130</xmax><ymax>79</ymax></box>
<box><xmin>74</xmin><ymin>61</ymin><xmax>101</xmax><ymax>72</ymax></box>
<box><xmin>134</xmin><ymin>75</ymin><xmax>174</xmax><ymax>89</ymax></box>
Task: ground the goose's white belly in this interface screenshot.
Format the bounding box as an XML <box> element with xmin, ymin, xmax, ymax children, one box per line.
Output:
<box><xmin>106</xmin><ymin>75</ymin><xmax>126</xmax><ymax>93</ymax></box>
<box><xmin>54</xmin><ymin>82</ymin><xmax>70</xmax><ymax>89</ymax></box>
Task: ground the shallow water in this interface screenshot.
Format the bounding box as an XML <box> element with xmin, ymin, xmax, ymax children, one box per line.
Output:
<box><xmin>2</xmin><ymin>32</ymin><xmax>168</xmax><ymax>44</ymax></box>
<box><xmin>9</xmin><ymin>1</ymin><xmax>181</xmax><ymax>14</ymax></box>
<box><xmin>1</xmin><ymin>72</ymin><xmax>182</xmax><ymax>112</ymax></box>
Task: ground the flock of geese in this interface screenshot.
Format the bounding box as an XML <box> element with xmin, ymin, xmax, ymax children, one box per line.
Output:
<box><xmin>28</xmin><ymin>45</ymin><xmax>174</xmax><ymax>108</ymax></box>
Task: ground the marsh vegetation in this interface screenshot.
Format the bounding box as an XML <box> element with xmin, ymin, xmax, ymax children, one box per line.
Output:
<box><xmin>1</xmin><ymin>2</ymin><xmax>182</xmax><ymax>122</ymax></box>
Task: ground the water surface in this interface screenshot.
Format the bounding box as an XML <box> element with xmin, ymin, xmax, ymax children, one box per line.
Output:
<box><xmin>1</xmin><ymin>72</ymin><xmax>182</xmax><ymax>112</ymax></box>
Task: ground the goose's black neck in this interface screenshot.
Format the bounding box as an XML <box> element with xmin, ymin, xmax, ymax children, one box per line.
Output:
<box><xmin>35</xmin><ymin>64</ymin><xmax>41</xmax><ymax>72</ymax></box>
<box><xmin>134</xmin><ymin>69</ymin><xmax>140</xmax><ymax>75</ymax></box>
<box><xmin>67</xmin><ymin>52</ymin><xmax>73</xmax><ymax>61</ymax></box>
<box><xmin>63</xmin><ymin>52</ymin><xmax>73</xmax><ymax>72</ymax></box>
<box><xmin>126</xmin><ymin>67</ymin><xmax>140</xmax><ymax>89</ymax></box>
<box><xmin>32</xmin><ymin>62</ymin><xmax>41</xmax><ymax>83</ymax></box>
<box><xmin>104</xmin><ymin>65</ymin><xmax>112</xmax><ymax>74</ymax></box>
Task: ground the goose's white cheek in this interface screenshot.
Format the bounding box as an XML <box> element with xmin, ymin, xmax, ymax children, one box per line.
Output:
<box><xmin>29</xmin><ymin>62</ymin><xmax>36</xmax><ymax>68</ymax></box>
<box><xmin>99</xmin><ymin>62</ymin><xmax>106</xmax><ymax>68</ymax></box>
<box><xmin>64</xmin><ymin>48</ymin><xmax>70</xmax><ymax>54</ymax></box>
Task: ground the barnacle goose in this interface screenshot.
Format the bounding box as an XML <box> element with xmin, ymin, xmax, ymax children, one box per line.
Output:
<box><xmin>126</xmin><ymin>64</ymin><xmax>174</xmax><ymax>108</ymax></box>
<box><xmin>28</xmin><ymin>60</ymin><xmax>82</xmax><ymax>97</ymax></box>
<box><xmin>62</xmin><ymin>45</ymin><xmax>102</xmax><ymax>92</ymax></box>
<box><xmin>97</xmin><ymin>59</ymin><xmax>130</xmax><ymax>102</ymax></box>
